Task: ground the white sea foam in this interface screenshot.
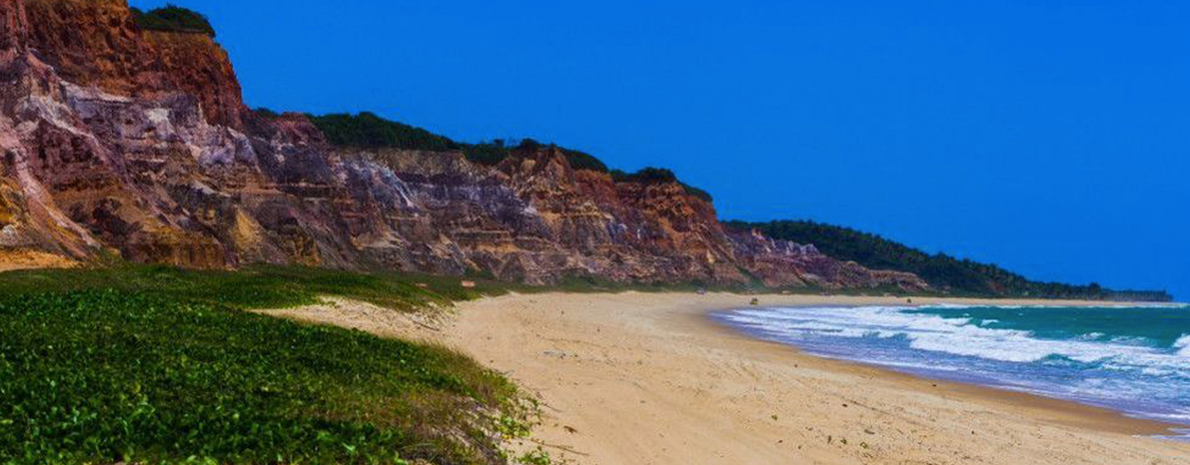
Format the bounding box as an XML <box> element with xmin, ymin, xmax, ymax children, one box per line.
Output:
<box><xmin>1145</xmin><ymin>408</ymin><xmax>1190</xmax><ymax>423</ymax></box>
<box><xmin>720</xmin><ymin>304</ymin><xmax>1190</xmax><ymax>432</ymax></box>
<box><xmin>721</xmin><ymin>305</ymin><xmax>1190</xmax><ymax>375</ymax></box>
<box><xmin>1176</xmin><ymin>334</ymin><xmax>1190</xmax><ymax>358</ymax></box>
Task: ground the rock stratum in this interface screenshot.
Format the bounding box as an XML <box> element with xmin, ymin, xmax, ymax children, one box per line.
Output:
<box><xmin>0</xmin><ymin>0</ymin><xmax>927</xmax><ymax>291</ymax></box>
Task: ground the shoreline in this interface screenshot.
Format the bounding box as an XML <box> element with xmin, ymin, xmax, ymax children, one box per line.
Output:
<box><xmin>266</xmin><ymin>292</ymin><xmax>1190</xmax><ymax>464</ymax></box>
<box><xmin>686</xmin><ymin>294</ymin><xmax>1186</xmax><ymax>437</ymax></box>
<box><xmin>698</xmin><ymin>302</ymin><xmax>1181</xmax><ymax>437</ymax></box>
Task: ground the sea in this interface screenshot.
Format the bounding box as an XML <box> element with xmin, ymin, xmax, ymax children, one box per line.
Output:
<box><xmin>715</xmin><ymin>303</ymin><xmax>1190</xmax><ymax>439</ymax></box>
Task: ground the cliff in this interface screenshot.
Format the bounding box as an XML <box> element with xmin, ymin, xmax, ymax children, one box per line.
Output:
<box><xmin>22</xmin><ymin>0</ymin><xmax>246</xmax><ymax>127</ymax></box>
<box><xmin>0</xmin><ymin>0</ymin><xmax>926</xmax><ymax>291</ymax></box>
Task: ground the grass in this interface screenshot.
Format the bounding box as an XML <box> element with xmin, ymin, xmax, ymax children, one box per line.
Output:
<box><xmin>0</xmin><ymin>265</ymin><xmax>539</xmax><ymax>464</ymax></box>
<box><xmin>0</xmin><ymin>263</ymin><xmax>512</xmax><ymax>312</ymax></box>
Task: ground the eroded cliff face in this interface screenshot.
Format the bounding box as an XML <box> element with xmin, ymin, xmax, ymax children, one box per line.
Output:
<box><xmin>23</xmin><ymin>0</ymin><xmax>246</xmax><ymax>127</ymax></box>
<box><xmin>0</xmin><ymin>0</ymin><xmax>928</xmax><ymax>290</ymax></box>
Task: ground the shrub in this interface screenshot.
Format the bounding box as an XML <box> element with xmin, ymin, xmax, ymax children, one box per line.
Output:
<box><xmin>558</xmin><ymin>147</ymin><xmax>609</xmax><ymax>172</ymax></box>
<box><xmin>464</xmin><ymin>138</ymin><xmax>609</xmax><ymax>173</ymax></box>
<box><xmin>610</xmin><ymin>167</ymin><xmax>713</xmax><ymax>201</ymax></box>
<box><xmin>516</xmin><ymin>138</ymin><xmax>543</xmax><ymax>151</ymax></box>
<box><xmin>611</xmin><ymin>167</ymin><xmax>677</xmax><ymax>184</ymax></box>
<box><xmin>680</xmin><ymin>183</ymin><xmax>713</xmax><ymax>202</ymax></box>
<box><xmin>308</xmin><ymin>112</ymin><xmax>460</xmax><ymax>152</ymax></box>
<box><xmin>130</xmin><ymin>4</ymin><xmax>216</xmax><ymax>37</ymax></box>
<box><xmin>254</xmin><ymin>107</ymin><xmax>281</xmax><ymax>119</ymax></box>
<box><xmin>463</xmin><ymin>140</ymin><xmax>513</xmax><ymax>166</ymax></box>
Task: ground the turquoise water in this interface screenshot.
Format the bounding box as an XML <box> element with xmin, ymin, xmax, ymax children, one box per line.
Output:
<box><xmin>716</xmin><ymin>304</ymin><xmax>1190</xmax><ymax>438</ymax></box>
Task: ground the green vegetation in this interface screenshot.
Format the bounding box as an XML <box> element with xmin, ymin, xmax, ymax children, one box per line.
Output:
<box><xmin>0</xmin><ymin>263</ymin><xmax>510</xmax><ymax>311</ymax></box>
<box><xmin>556</xmin><ymin>146</ymin><xmax>608</xmax><ymax>172</ymax></box>
<box><xmin>308</xmin><ymin>112</ymin><xmax>460</xmax><ymax>153</ymax></box>
<box><xmin>130</xmin><ymin>5</ymin><xmax>216</xmax><ymax>37</ymax></box>
<box><xmin>726</xmin><ymin>220</ymin><xmax>1172</xmax><ymax>300</ymax></box>
<box><xmin>254</xmin><ymin>107</ymin><xmax>281</xmax><ymax>119</ymax></box>
<box><xmin>678</xmin><ymin>184</ymin><xmax>713</xmax><ymax>203</ymax></box>
<box><xmin>455</xmin><ymin>138</ymin><xmax>607</xmax><ymax>173</ymax></box>
<box><xmin>611</xmin><ymin>167</ymin><xmax>713</xmax><ymax>202</ymax></box>
<box><xmin>0</xmin><ymin>265</ymin><xmax>537</xmax><ymax>464</ymax></box>
<box><xmin>516</xmin><ymin>449</ymin><xmax>553</xmax><ymax>465</ymax></box>
<box><xmin>460</xmin><ymin>139</ymin><xmax>532</xmax><ymax>167</ymax></box>
<box><xmin>461</xmin><ymin>140</ymin><xmax>514</xmax><ymax>166</ymax></box>
<box><xmin>610</xmin><ymin>167</ymin><xmax>678</xmax><ymax>184</ymax></box>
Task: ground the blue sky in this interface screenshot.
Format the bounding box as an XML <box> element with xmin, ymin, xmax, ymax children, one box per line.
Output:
<box><xmin>133</xmin><ymin>0</ymin><xmax>1189</xmax><ymax>299</ymax></box>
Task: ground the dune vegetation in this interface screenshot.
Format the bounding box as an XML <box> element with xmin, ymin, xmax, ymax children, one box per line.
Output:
<box><xmin>130</xmin><ymin>5</ymin><xmax>217</xmax><ymax>37</ymax></box>
<box><xmin>0</xmin><ymin>265</ymin><xmax>541</xmax><ymax>464</ymax></box>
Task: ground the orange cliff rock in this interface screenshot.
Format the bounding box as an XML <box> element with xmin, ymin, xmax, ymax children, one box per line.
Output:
<box><xmin>22</xmin><ymin>0</ymin><xmax>246</xmax><ymax>128</ymax></box>
<box><xmin>0</xmin><ymin>0</ymin><xmax>928</xmax><ymax>291</ymax></box>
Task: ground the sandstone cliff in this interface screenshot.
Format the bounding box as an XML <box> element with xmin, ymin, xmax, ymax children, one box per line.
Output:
<box><xmin>0</xmin><ymin>0</ymin><xmax>927</xmax><ymax>291</ymax></box>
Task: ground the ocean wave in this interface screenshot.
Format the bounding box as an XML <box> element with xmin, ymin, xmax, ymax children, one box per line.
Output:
<box><xmin>1075</xmin><ymin>332</ymin><xmax>1105</xmax><ymax>341</ymax></box>
<box><xmin>721</xmin><ymin>305</ymin><xmax>1190</xmax><ymax>373</ymax></box>
<box><xmin>718</xmin><ymin>304</ymin><xmax>1190</xmax><ymax>432</ymax></box>
<box><xmin>1107</xmin><ymin>335</ymin><xmax>1160</xmax><ymax>347</ymax></box>
<box><xmin>1143</xmin><ymin>408</ymin><xmax>1190</xmax><ymax>423</ymax></box>
<box><xmin>1176</xmin><ymin>334</ymin><xmax>1190</xmax><ymax>357</ymax></box>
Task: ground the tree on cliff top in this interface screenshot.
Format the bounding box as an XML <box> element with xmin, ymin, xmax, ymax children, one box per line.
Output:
<box><xmin>131</xmin><ymin>4</ymin><xmax>216</xmax><ymax>37</ymax></box>
<box><xmin>611</xmin><ymin>167</ymin><xmax>679</xmax><ymax>184</ymax></box>
<box><xmin>307</xmin><ymin>112</ymin><xmax>460</xmax><ymax>152</ymax></box>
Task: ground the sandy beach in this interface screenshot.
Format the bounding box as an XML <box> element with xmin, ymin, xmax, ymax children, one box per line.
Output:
<box><xmin>267</xmin><ymin>293</ymin><xmax>1190</xmax><ymax>464</ymax></box>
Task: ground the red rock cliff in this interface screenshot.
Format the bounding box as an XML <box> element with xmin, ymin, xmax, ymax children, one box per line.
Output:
<box><xmin>0</xmin><ymin>0</ymin><xmax>26</xmax><ymax>55</ymax></box>
<box><xmin>0</xmin><ymin>0</ymin><xmax>928</xmax><ymax>291</ymax></box>
<box><xmin>23</xmin><ymin>0</ymin><xmax>246</xmax><ymax>127</ymax></box>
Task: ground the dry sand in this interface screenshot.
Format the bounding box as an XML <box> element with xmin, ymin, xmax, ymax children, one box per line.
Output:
<box><xmin>266</xmin><ymin>293</ymin><xmax>1190</xmax><ymax>465</ymax></box>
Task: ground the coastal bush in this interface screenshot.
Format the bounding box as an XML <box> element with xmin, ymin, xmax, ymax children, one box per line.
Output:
<box><xmin>0</xmin><ymin>289</ymin><xmax>529</xmax><ymax>464</ymax></box>
<box><xmin>557</xmin><ymin>147</ymin><xmax>609</xmax><ymax>172</ymax></box>
<box><xmin>254</xmin><ymin>107</ymin><xmax>281</xmax><ymax>119</ymax></box>
<box><xmin>308</xmin><ymin>112</ymin><xmax>461</xmax><ymax>152</ymax></box>
<box><xmin>130</xmin><ymin>5</ymin><xmax>216</xmax><ymax>37</ymax></box>
<box><xmin>611</xmin><ymin>167</ymin><xmax>714</xmax><ymax>202</ymax></box>
<box><xmin>681</xmin><ymin>184</ymin><xmax>713</xmax><ymax>202</ymax></box>
<box><xmin>611</xmin><ymin>167</ymin><xmax>677</xmax><ymax>184</ymax></box>
<box><xmin>461</xmin><ymin>138</ymin><xmax>609</xmax><ymax>173</ymax></box>
<box><xmin>463</xmin><ymin>140</ymin><xmax>514</xmax><ymax>165</ymax></box>
<box><xmin>0</xmin><ymin>263</ymin><xmax>510</xmax><ymax>311</ymax></box>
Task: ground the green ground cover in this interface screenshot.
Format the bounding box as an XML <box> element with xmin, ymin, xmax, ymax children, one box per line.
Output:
<box><xmin>0</xmin><ymin>265</ymin><xmax>536</xmax><ymax>464</ymax></box>
<box><xmin>0</xmin><ymin>264</ymin><xmax>509</xmax><ymax>312</ymax></box>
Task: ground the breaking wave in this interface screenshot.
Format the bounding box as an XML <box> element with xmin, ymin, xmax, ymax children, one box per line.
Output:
<box><xmin>717</xmin><ymin>304</ymin><xmax>1190</xmax><ymax>436</ymax></box>
<box><xmin>1176</xmin><ymin>334</ymin><xmax>1190</xmax><ymax>358</ymax></box>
